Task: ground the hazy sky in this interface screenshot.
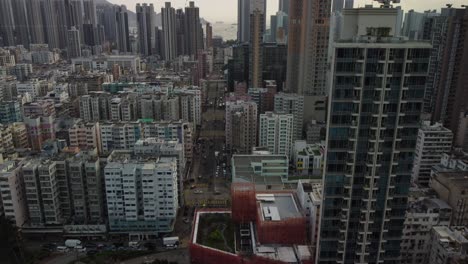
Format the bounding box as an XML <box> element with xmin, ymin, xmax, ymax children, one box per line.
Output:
<box><xmin>108</xmin><ymin>0</ymin><xmax>467</xmax><ymax>23</ymax></box>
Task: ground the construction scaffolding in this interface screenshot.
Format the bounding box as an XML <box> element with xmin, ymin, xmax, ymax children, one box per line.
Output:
<box><xmin>232</xmin><ymin>183</ymin><xmax>257</xmax><ymax>223</ymax></box>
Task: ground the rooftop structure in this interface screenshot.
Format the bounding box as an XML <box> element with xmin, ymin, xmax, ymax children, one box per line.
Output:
<box><xmin>429</xmin><ymin>226</ymin><xmax>468</xmax><ymax>264</ymax></box>
<box><xmin>190</xmin><ymin>183</ymin><xmax>312</xmax><ymax>264</ymax></box>
<box><xmin>231</xmin><ymin>154</ymin><xmax>288</xmax><ymax>190</ymax></box>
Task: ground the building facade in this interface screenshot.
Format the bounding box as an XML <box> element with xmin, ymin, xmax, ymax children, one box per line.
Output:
<box><xmin>412</xmin><ymin>122</ymin><xmax>453</xmax><ymax>186</ymax></box>
<box><xmin>259</xmin><ymin>112</ymin><xmax>294</xmax><ymax>156</ymax></box>
<box><xmin>317</xmin><ymin>5</ymin><xmax>431</xmax><ymax>263</ymax></box>
<box><xmin>225</xmin><ymin>100</ymin><xmax>258</xmax><ymax>154</ymax></box>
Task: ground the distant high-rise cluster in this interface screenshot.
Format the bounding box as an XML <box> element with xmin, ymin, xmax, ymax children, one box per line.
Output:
<box><xmin>2</xmin><ymin>1</ymin><xmax>468</xmax><ymax>264</ymax></box>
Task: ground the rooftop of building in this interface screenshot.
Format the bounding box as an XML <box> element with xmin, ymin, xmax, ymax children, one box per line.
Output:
<box><xmin>335</xmin><ymin>36</ymin><xmax>433</xmax><ymax>47</ymax></box>
<box><xmin>299</xmin><ymin>180</ymin><xmax>323</xmax><ymax>203</ymax></box>
<box><xmin>107</xmin><ymin>150</ymin><xmax>178</xmax><ymax>164</ymax></box>
<box><xmin>431</xmin><ymin>170</ymin><xmax>468</xmax><ymax>189</ymax></box>
<box><xmin>232</xmin><ymin>155</ymin><xmax>288</xmax><ymax>185</ymax></box>
<box><xmin>257</xmin><ymin>193</ymin><xmax>302</xmax><ymax>221</ymax></box>
<box><xmin>0</xmin><ymin>161</ymin><xmax>19</xmax><ymax>174</ymax></box>
<box><xmin>408</xmin><ymin>198</ymin><xmax>451</xmax><ymax>213</ymax></box>
<box><xmin>433</xmin><ymin>226</ymin><xmax>468</xmax><ymax>252</ymax></box>
<box><xmin>421</xmin><ymin>122</ymin><xmax>453</xmax><ymax>133</ymax></box>
<box><xmin>191</xmin><ymin>209</ymin><xmax>312</xmax><ymax>263</ymax></box>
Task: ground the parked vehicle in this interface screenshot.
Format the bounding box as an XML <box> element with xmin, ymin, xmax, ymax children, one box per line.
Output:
<box><xmin>128</xmin><ymin>241</ymin><xmax>140</xmax><ymax>248</ymax></box>
<box><xmin>56</xmin><ymin>246</ymin><xmax>68</xmax><ymax>253</ymax></box>
<box><xmin>75</xmin><ymin>245</ymin><xmax>86</xmax><ymax>252</ymax></box>
<box><xmin>65</xmin><ymin>239</ymin><xmax>81</xmax><ymax>248</ymax></box>
<box><xmin>163</xmin><ymin>237</ymin><xmax>179</xmax><ymax>248</ymax></box>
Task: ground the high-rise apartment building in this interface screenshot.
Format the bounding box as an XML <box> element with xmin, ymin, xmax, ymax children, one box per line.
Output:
<box><xmin>28</xmin><ymin>0</ymin><xmax>45</xmax><ymax>45</ymax></box>
<box><xmin>433</xmin><ymin>8</ymin><xmax>468</xmax><ymax>141</ymax></box>
<box><xmin>68</xmin><ymin>0</ymin><xmax>84</xmax><ymax>30</ymax></box>
<box><xmin>116</xmin><ymin>5</ymin><xmax>131</xmax><ymax>53</ymax></box>
<box><xmin>237</xmin><ymin>0</ymin><xmax>251</xmax><ymax>43</ymax></box>
<box><xmin>428</xmin><ymin>226</ymin><xmax>468</xmax><ymax>264</ymax></box>
<box><xmin>136</xmin><ymin>3</ymin><xmax>155</xmax><ymax>56</ymax></box>
<box><xmin>68</xmin><ymin>155</ymin><xmax>103</xmax><ymax>224</ymax></box>
<box><xmin>279</xmin><ymin>0</ymin><xmax>290</xmax><ymax>14</ymax></box>
<box><xmin>23</xmin><ymin>160</ymin><xmax>62</xmax><ymax>225</ymax></box>
<box><xmin>105</xmin><ymin>155</ymin><xmax>178</xmax><ymax>236</ymax></box>
<box><xmin>161</xmin><ymin>2</ymin><xmax>177</xmax><ymax>60</ymax></box>
<box><xmin>40</xmin><ymin>0</ymin><xmax>60</xmax><ymax>49</ymax></box>
<box><xmin>344</xmin><ymin>0</ymin><xmax>354</xmax><ymax>8</ymax></box>
<box><xmin>299</xmin><ymin>0</ymin><xmax>331</xmax><ymax>96</ymax></box>
<box><xmin>185</xmin><ymin>2</ymin><xmax>203</xmax><ymax>57</ymax></box>
<box><xmin>317</xmin><ymin>4</ymin><xmax>431</xmax><ymax>263</ymax></box>
<box><xmin>83</xmin><ymin>0</ymin><xmax>97</xmax><ymax>26</ymax></box>
<box><xmin>24</xmin><ymin>115</ymin><xmax>55</xmax><ymax>151</ymax></box>
<box><xmin>401</xmin><ymin>198</ymin><xmax>452</xmax><ymax>264</ymax></box>
<box><xmin>67</xmin><ymin>27</ymin><xmax>82</xmax><ymax>59</ymax></box>
<box><xmin>100</xmin><ymin>120</ymin><xmax>193</xmax><ymax>161</ymax></box>
<box><xmin>0</xmin><ymin>101</ymin><xmax>23</xmax><ymax>124</ymax></box>
<box><xmin>11</xmin><ymin>0</ymin><xmax>30</xmax><ymax>47</ymax></box>
<box><xmin>206</xmin><ymin>23</ymin><xmax>213</xmax><ymax>49</ymax></box>
<box><xmin>285</xmin><ymin>0</ymin><xmax>331</xmax><ymax>95</ymax></box>
<box><xmin>402</xmin><ymin>10</ymin><xmax>440</xmax><ymax>40</ymax></box>
<box><xmin>259</xmin><ymin>112</ymin><xmax>294</xmax><ymax>156</ymax></box>
<box><xmin>237</xmin><ymin>0</ymin><xmax>266</xmax><ymax>43</ymax></box>
<box><xmin>175</xmin><ymin>9</ymin><xmax>186</xmax><ymax>56</ymax></box>
<box><xmin>274</xmin><ymin>92</ymin><xmax>304</xmax><ymax>142</ymax></box>
<box><xmin>248</xmin><ymin>88</ymin><xmax>275</xmax><ymax>114</ymax></box>
<box><xmin>69</xmin><ymin>121</ymin><xmax>101</xmax><ymax>153</ymax></box>
<box><xmin>225</xmin><ymin>100</ymin><xmax>258</xmax><ymax>154</ymax></box>
<box><xmin>249</xmin><ymin>10</ymin><xmax>265</xmax><ymax>88</ymax></box>
<box><xmin>284</xmin><ymin>0</ymin><xmax>305</xmax><ymax>93</ymax></box>
<box><xmin>456</xmin><ymin>111</ymin><xmax>468</xmax><ymax>152</ymax></box>
<box><xmin>333</xmin><ymin>0</ymin><xmax>345</xmax><ymax>13</ymax></box>
<box><xmin>23</xmin><ymin>100</ymin><xmax>56</xmax><ymax>118</ymax></box>
<box><xmin>0</xmin><ymin>0</ymin><xmax>16</xmax><ymax>47</ymax></box>
<box><xmin>0</xmin><ymin>161</ymin><xmax>28</xmax><ymax>227</ymax></box>
<box><xmin>412</xmin><ymin>122</ymin><xmax>453</xmax><ymax>187</ymax></box>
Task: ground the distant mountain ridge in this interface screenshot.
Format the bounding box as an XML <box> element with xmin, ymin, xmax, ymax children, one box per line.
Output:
<box><xmin>96</xmin><ymin>0</ymin><xmax>209</xmax><ymax>28</ymax></box>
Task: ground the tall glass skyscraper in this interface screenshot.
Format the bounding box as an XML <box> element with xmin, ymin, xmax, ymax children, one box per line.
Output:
<box><xmin>317</xmin><ymin>4</ymin><xmax>432</xmax><ymax>263</ymax></box>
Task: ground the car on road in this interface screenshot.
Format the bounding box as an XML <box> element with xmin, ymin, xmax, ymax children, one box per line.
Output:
<box><xmin>190</xmin><ymin>185</ymin><xmax>196</xmax><ymax>189</ymax></box>
<box><xmin>183</xmin><ymin>218</ymin><xmax>190</xmax><ymax>224</ymax></box>
<box><xmin>194</xmin><ymin>190</ymin><xmax>203</xmax><ymax>194</ymax></box>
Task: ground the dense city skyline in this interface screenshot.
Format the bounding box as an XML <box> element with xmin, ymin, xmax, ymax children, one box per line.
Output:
<box><xmin>108</xmin><ymin>0</ymin><xmax>468</xmax><ymax>22</ymax></box>
<box><xmin>1</xmin><ymin>0</ymin><xmax>468</xmax><ymax>263</ymax></box>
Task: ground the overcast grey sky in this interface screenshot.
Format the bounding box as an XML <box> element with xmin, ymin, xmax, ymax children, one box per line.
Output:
<box><xmin>108</xmin><ymin>0</ymin><xmax>467</xmax><ymax>23</ymax></box>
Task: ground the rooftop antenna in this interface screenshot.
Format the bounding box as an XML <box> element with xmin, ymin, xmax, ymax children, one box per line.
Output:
<box><xmin>374</xmin><ymin>0</ymin><xmax>401</xmax><ymax>8</ymax></box>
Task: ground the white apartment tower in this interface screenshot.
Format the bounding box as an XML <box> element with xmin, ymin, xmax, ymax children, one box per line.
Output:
<box><xmin>105</xmin><ymin>156</ymin><xmax>178</xmax><ymax>236</ymax></box>
<box><xmin>412</xmin><ymin>122</ymin><xmax>453</xmax><ymax>186</ymax></box>
<box><xmin>274</xmin><ymin>92</ymin><xmax>304</xmax><ymax>141</ymax></box>
<box><xmin>0</xmin><ymin>161</ymin><xmax>28</xmax><ymax>227</ymax></box>
<box><xmin>259</xmin><ymin>112</ymin><xmax>294</xmax><ymax>156</ymax></box>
